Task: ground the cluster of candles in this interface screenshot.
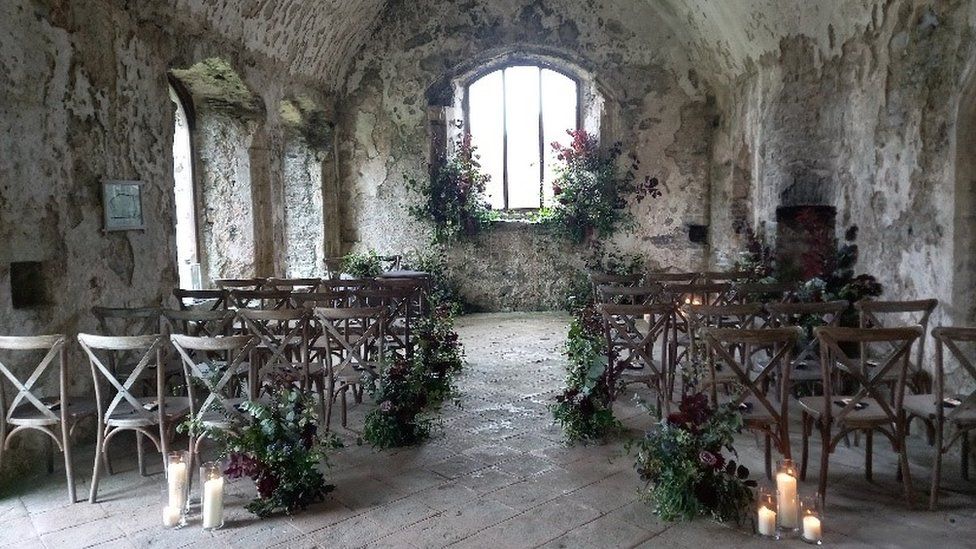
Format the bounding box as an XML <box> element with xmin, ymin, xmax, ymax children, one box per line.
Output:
<box><xmin>161</xmin><ymin>451</ymin><xmax>225</xmax><ymax>531</ymax></box>
<box><xmin>757</xmin><ymin>459</ymin><xmax>823</xmax><ymax>544</ymax></box>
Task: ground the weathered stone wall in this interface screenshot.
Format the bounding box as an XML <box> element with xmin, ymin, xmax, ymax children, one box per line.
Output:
<box><xmin>283</xmin><ymin>139</ymin><xmax>327</xmax><ymax>277</ymax></box>
<box><xmin>338</xmin><ymin>0</ymin><xmax>717</xmax><ymax>310</ymax></box>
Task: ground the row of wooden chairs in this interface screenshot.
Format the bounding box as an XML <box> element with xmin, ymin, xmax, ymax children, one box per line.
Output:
<box><xmin>212</xmin><ymin>255</ymin><xmax>404</xmax><ymax>290</ymax></box>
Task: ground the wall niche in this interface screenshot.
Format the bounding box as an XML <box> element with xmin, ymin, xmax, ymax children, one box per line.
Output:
<box><xmin>10</xmin><ymin>261</ymin><xmax>49</xmax><ymax>309</ymax></box>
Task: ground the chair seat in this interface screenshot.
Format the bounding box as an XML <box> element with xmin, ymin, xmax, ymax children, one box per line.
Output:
<box><xmin>106</xmin><ymin>397</ymin><xmax>191</xmax><ymax>427</ymax></box>
<box><xmin>798</xmin><ymin>396</ymin><xmax>894</xmax><ymax>427</ymax></box>
<box><xmin>198</xmin><ymin>397</ymin><xmax>252</xmax><ymax>428</ymax></box>
<box><xmin>790</xmin><ymin>360</ymin><xmax>822</xmax><ymax>382</ymax></box>
<box><xmin>903</xmin><ymin>394</ymin><xmax>976</xmax><ymax>425</ymax></box>
<box><xmin>722</xmin><ymin>396</ymin><xmax>778</xmax><ymax>425</ymax></box>
<box><xmin>8</xmin><ymin>397</ymin><xmax>96</xmax><ymax>426</ymax></box>
<box><xmin>620</xmin><ymin>360</ymin><xmax>665</xmax><ymax>383</ymax></box>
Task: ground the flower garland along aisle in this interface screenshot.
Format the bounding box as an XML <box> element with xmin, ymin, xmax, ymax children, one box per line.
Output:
<box><xmin>362</xmin><ymin>305</ymin><xmax>465</xmax><ymax>448</ymax></box>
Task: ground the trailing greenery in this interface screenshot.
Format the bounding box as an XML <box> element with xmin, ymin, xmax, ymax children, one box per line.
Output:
<box><xmin>563</xmin><ymin>243</ymin><xmax>645</xmax><ymax>313</ymax></box>
<box><xmin>342</xmin><ymin>249</ymin><xmax>383</xmax><ymax>278</ymax></box>
<box><xmin>633</xmin><ymin>393</ymin><xmax>755</xmax><ymax>523</ymax></box>
<box><xmin>406</xmin><ymin>133</ymin><xmax>497</xmax><ymax>244</ymax></box>
<box><xmin>362</xmin><ymin>307</ymin><xmax>464</xmax><ymax>448</ymax></box>
<box><xmin>181</xmin><ymin>374</ymin><xmax>341</xmax><ymax>518</ymax></box>
<box><xmin>402</xmin><ymin>246</ymin><xmax>466</xmax><ymax>315</ymax></box>
<box><xmin>538</xmin><ymin>129</ymin><xmax>662</xmax><ymax>244</ymax></box>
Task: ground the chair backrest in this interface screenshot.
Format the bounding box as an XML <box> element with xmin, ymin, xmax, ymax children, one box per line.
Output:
<box><xmin>699</xmin><ymin>270</ymin><xmax>753</xmax><ymax>283</ymax></box>
<box><xmin>664</xmin><ymin>282</ymin><xmax>736</xmax><ymax>307</ymax></box>
<box><xmin>932</xmin><ymin>327</ymin><xmax>976</xmax><ymax>428</ymax></box>
<box><xmin>77</xmin><ymin>334</ymin><xmax>165</xmax><ymax>425</ymax></box>
<box><xmin>293</xmin><ymin>290</ymin><xmax>353</xmax><ymax>309</ymax></box>
<box><xmin>236</xmin><ymin>309</ymin><xmax>309</xmax><ymax>391</ymax></box>
<box><xmin>161</xmin><ymin>309</ymin><xmax>236</xmax><ymax>337</ymax></box>
<box><xmin>644</xmin><ymin>272</ymin><xmax>699</xmax><ymax>284</ymax></box>
<box><xmin>263</xmin><ymin>278</ymin><xmax>321</xmax><ymax>293</ymax></box>
<box><xmin>596</xmin><ymin>284</ymin><xmax>664</xmax><ymax>305</ymax></box>
<box><xmin>766</xmin><ymin>300</ymin><xmax>849</xmax><ymax>371</ymax></box>
<box><xmin>700</xmin><ymin>327</ymin><xmax>800</xmax><ymax>453</ymax></box>
<box><xmin>375</xmin><ymin>277</ymin><xmax>428</xmax><ymax>317</ymax></box>
<box><xmin>173</xmin><ymin>289</ymin><xmax>227</xmax><ymax>311</ymax></box>
<box><xmin>92</xmin><ymin>306</ymin><xmax>161</xmax><ymax>336</ymax></box>
<box><xmin>731</xmin><ymin>282</ymin><xmax>795</xmax><ymax>304</ymax></box>
<box><xmin>228</xmin><ymin>290</ymin><xmax>294</xmax><ymax>310</ymax></box>
<box><xmin>320</xmin><ymin>279</ymin><xmax>375</xmax><ymax>306</ymax></box>
<box><xmin>856</xmin><ymin>299</ymin><xmax>938</xmax><ymax>377</ymax></box>
<box><xmin>598</xmin><ymin>303</ymin><xmax>674</xmax><ymax>399</ymax></box>
<box><xmin>313</xmin><ymin>307</ymin><xmax>386</xmax><ymax>377</ymax></box>
<box><xmin>0</xmin><ymin>335</ymin><xmax>68</xmax><ymax>426</ymax></box>
<box><xmin>214</xmin><ymin>278</ymin><xmax>265</xmax><ymax>291</ymax></box>
<box><xmin>588</xmin><ymin>272</ymin><xmax>641</xmax><ymax>293</ymax></box>
<box><xmin>170</xmin><ymin>334</ymin><xmax>257</xmax><ymax>422</ymax></box>
<box><xmin>814</xmin><ymin>326</ymin><xmax>922</xmax><ymax>426</ymax></box>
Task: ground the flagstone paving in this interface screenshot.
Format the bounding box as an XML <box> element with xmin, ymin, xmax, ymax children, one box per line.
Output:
<box><xmin>2</xmin><ymin>312</ymin><xmax>974</xmax><ymax>548</ymax></box>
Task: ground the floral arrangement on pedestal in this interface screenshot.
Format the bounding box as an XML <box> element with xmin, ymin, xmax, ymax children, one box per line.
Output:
<box><xmin>362</xmin><ymin>306</ymin><xmax>464</xmax><ymax>448</ymax></box>
<box><xmin>182</xmin><ymin>374</ymin><xmax>341</xmax><ymax>518</ymax></box>
<box><xmin>538</xmin><ymin>129</ymin><xmax>662</xmax><ymax>244</ymax></box>
<box><xmin>406</xmin><ymin>133</ymin><xmax>497</xmax><ymax>244</ymax></box>
<box><xmin>633</xmin><ymin>393</ymin><xmax>755</xmax><ymax>523</ymax></box>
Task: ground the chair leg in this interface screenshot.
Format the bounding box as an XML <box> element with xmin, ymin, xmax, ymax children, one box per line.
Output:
<box><xmin>89</xmin><ymin>427</ymin><xmax>106</xmax><ymax>504</ymax></box>
<box><xmin>818</xmin><ymin>426</ymin><xmax>830</xmax><ymax>507</ymax></box>
<box><xmin>962</xmin><ymin>431</ymin><xmax>970</xmax><ymax>481</ymax></box>
<box><xmin>898</xmin><ymin>437</ymin><xmax>915</xmax><ymax>509</ymax></box>
<box><xmin>136</xmin><ymin>431</ymin><xmax>146</xmax><ymax>476</ymax></box>
<box><xmin>800</xmin><ymin>413</ymin><xmax>810</xmax><ymax>481</ymax></box>
<box><xmin>929</xmin><ymin>422</ymin><xmax>944</xmax><ymax>510</ymax></box>
<box><xmin>61</xmin><ymin>421</ymin><xmax>76</xmax><ymax>504</ymax></box>
<box><xmin>341</xmin><ymin>389</ymin><xmax>349</xmax><ymax>428</ymax></box>
<box><xmin>764</xmin><ymin>434</ymin><xmax>772</xmax><ymax>480</ymax></box>
<box><xmin>865</xmin><ymin>429</ymin><xmax>873</xmax><ymax>482</ymax></box>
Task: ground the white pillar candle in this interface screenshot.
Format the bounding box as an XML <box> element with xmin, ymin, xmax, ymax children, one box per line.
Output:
<box><xmin>803</xmin><ymin>515</ymin><xmax>822</xmax><ymax>542</ymax></box>
<box><xmin>162</xmin><ymin>506</ymin><xmax>181</xmax><ymax>527</ymax></box>
<box><xmin>168</xmin><ymin>461</ymin><xmax>188</xmax><ymax>510</ymax></box>
<box><xmin>202</xmin><ymin>476</ymin><xmax>224</xmax><ymax>529</ymax></box>
<box><xmin>758</xmin><ymin>505</ymin><xmax>777</xmax><ymax>536</ymax></box>
<box><xmin>776</xmin><ymin>472</ymin><xmax>798</xmax><ymax>528</ymax></box>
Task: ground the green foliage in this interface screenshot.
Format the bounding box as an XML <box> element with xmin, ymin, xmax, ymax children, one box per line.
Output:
<box><xmin>181</xmin><ymin>375</ymin><xmax>341</xmax><ymax>518</ymax></box>
<box><xmin>733</xmin><ymin>222</ymin><xmax>776</xmax><ymax>282</ymax></box>
<box><xmin>406</xmin><ymin>133</ymin><xmax>497</xmax><ymax>244</ymax></box>
<box><xmin>342</xmin><ymin>249</ymin><xmax>383</xmax><ymax>278</ymax></box>
<box><xmin>537</xmin><ymin>130</ymin><xmax>661</xmax><ymax>244</ymax></box>
<box><xmin>363</xmin><ymin>308</ymin><xmax>464</xmax><ymax>449</ymax></box>
<box><xmin>633</xmin><ymin>393</ymin><xmax>755</xmax><ymax>523</ymax></box>
<box><xmin>402</xmin><ymin>246</ymin><xmax>465</xmax><ymax>315</ymax></box>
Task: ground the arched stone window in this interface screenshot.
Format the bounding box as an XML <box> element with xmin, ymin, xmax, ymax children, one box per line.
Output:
<box><xmin>168</xmin><ymin>84</ymin><xmax>200</xmax><ymax>289</ymax></box>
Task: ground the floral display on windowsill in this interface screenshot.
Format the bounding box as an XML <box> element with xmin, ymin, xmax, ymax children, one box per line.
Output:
<box><xmin>633</xmin><ymin>392</ymin><xmax>756</xmax><ymax>523</ymax></box>
<box><xmin>537</xmin><ymin>129</ymin><xmax>662</xmax><ymax>244</ymax></box>
<box><xmin>406</xmin><ymin>133</ymin><xmax>497</xmax><ymax>244</ymax></box>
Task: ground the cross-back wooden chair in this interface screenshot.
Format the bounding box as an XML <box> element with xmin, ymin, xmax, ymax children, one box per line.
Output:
<box><xmin>263</xmin><ymin>278</ymin><xmax>321</xmax><ymax>293</ymax></box>
<box><xmin>766</xmin><ymin>301</ymin><xmax>849</xmax><ymax>394</ymax></box>
<box><xmin>664</xmin><ymin>282</ymin><xmax>737</xmax><ymax>307</ymax></box>
<box><xmin>320</xmin><ymin>279</ymin><xmax>375</xmax><ymax>306</ymax></box>
<box><xmin>292</xmin><ymin>290</ymin><xmax>352</xmax><ymax>309</ymax></box>
<box><xmin>358</xmin><ymin>286</ymin><xmax>417</xmax><ymax>358</ymax></box>
<box><xmin>161</xmin><ymin>309</ymin><xmax>236</xmax><ymax>337</ymax></box>
<box><xmin>676</xmin><ymin>302</ymin><xmax>766</xmax><ymax>395</ymax></box>
<box><xmin>214</xmin><ymin>278</ymin><xmax>265</xmax><ymax>291</ymax></box>
<box><xmin>170</xmin><ymin>334</ymin><xmax>258</xmax><ymax>458</ymax></box>
<box><xmin>228</xmin><ymin>289</ymin><xmax>294</xmax><ymax>311</ymax></box>
<box><xmin>644</xmin><ymin>271</ymin><xmax>699</xmax><ymax>284</ymax></box>
<box><xmin>598</xmin><ymin>303</ymin><xmax>674</xmax><ymax>416</ymax></box>
<box><xmin>799</xmin><ymin>326</ymin><xmax>922</xmax><ymax>507</ymax></box>
<box><xmin>588</xmin><ymin>272</ymin><xmax>641</xmax><ymax>296</ymax></box>
<box><xmin>91</xmin><ymin>306</ymin><xmax>163</xmax><ymax>390</ymax></box>
<box><xmin>0</xmin><ymin>335</ymin><xmax>93</xmax><ymax>503</ymax></box>
<box><xmin>701</xmin><ymin>327</ymin><xmax>800</xmax><ymax>478</ymax></box>
<box><xmin>731</xmin><ymin>282</ymin><xmax>795</xmax><ymax>304</ymax></box>
<box><xmin>78</xmin><ymin>334</ymin><xmax>190</xmax><ymax>502</ymax></box>
<box><xmin>173</xmin><ymin>289</ymin><xmax>228</xmax><ymax>311</ymax></box>
<box><xmin>857</xmin><ymin>299</ymin><xmax>938</xmax><ymax>394</ymax></box>
<box><xmin>236</xmin><ymin>309</ymin><xmax>312</xmax><ymax>397</ymax></box>
<box><xmin>313</xmin><ymin>306</ymin><xmax>386</xmax><ymax>430</ymax></box>
<box><xmin>596</xmin><ymin>284</ymin><xmax>664</xmax><ymax>305</ymax></box>
<box><xmin>902</xmin><ymin>327</ymin><xmax>976</xmax><ymax>508</ymax></box>
<box><xmin>376</xmin><ymin>276</ymin><xmax>429</xmax><ymax>319</ymax></box>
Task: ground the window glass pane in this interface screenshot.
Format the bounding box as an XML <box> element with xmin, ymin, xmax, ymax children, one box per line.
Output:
<box><xmin>542</xmin><ymin>69</ymin><xmax>578</xmax><ymax>206</ymax></box>
<box><xmin>468</xmin><ymin>70</ymin><xmax>505</xmax><ymax>210</ymax></box>
<box><xmin>505</xmin><ymin>66</ymin><xmax>542</xmax><ymax>209</ymax></box>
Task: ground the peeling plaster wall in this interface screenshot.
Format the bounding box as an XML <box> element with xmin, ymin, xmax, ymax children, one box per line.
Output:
<box><xmin>339</xmin><ymin>0</ymin><xmax>717</xmax><ymax>311</ymax></box>
<box><xmin>283</xmin><ymin>139</ymin><xmax>326</xmax><ymax>277</ymax></box>
<box><xmin>709</xmin><ymin>0</ymin><xmax>976</xmax><ymax>386</ymax></box>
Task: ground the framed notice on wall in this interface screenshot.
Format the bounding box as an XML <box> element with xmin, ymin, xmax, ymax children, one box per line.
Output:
<box><xmin>102</xmin><ymin>180</ymin><xmax>145</xmax><ymax>231</ymax></box>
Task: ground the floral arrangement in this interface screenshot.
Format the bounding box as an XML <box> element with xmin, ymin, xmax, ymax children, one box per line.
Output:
<box><xmin>342</xmin><ymin>249</ymin><xmax>383</xmax><ymax>278</ymax></box>
<box><xmin>406</xmin><ymin>132</ymin><xmax>496</xmax><ymax>243</ymax></box>
<box><xmin>183</xmin><ymin>374</ymin><xmax>341</xmax><ymax>517</ymax></box>
<box><xmin>633</xmin><ymin>393</ymin><xmax>755</xmax><ymax>522</ymax></box>
<box><xmin>402</xmin><ymin>246</ymin><xmax>465</xmax><ymax>315</ymax></box>
<box><xmin>549</xmin><ymin>304</ymin><xmax>622</xmax><ymax>443</ymax></box>
<box><xmin>362</xmin><ymin>307</ymin><xmax>464</xmax><ymax>448</ymax></box>
<box><xmin>733</xmin><ymin>221</ymin><xmax>776</xmax><ymax>282</ymax></box>
<box><xmin>538</xmin><ymin>129</ymin><xmax>662</xmax><ymax>244</ymax></box>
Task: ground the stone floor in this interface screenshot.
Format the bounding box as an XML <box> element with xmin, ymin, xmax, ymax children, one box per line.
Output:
<box><xmin>2</xmin><ymin>312</ymin><xmax>975</xmax><ymax>548</ymax></box>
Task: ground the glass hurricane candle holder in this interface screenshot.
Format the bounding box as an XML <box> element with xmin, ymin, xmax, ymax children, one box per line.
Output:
<box><xmin>756</xmin><ymin>486</ymin><xmax>779</xmax><ymax>539</ymax></box>
<box><xmin>161</xmin><ymin>487</ymin><xmax>186</xmax><ymax>528</ymax></box>
<box><xmin>166</xmin><ymin>451</ymin><xmax>190</xmax><ymax>516</ymax></box>
<box><xmin>800</xmin><ymin>495</ymin><xmax>823</xmax><ymax>545</ymax></box>
<box><xmin>775</xmin><ymin>459</ymin><xmax>800</xmax><ymax>536</ymax></box>
<box><xmin>200</xmin><ymin>461</ymin><xmax>225</xmax><ymax>531</ymax></box>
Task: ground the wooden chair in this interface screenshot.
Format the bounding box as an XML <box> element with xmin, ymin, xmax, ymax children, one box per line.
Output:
<box><xmin>595</xmin><ymin>284</ymin><xmax>664</xmax><ymax>305</ymax></box>
<box><xmin>214</xmin><ymin>278</ymin><xmax>265</xmax><ymax>291</ymax></box>
<box><xmin>320</xmin><ymin>279</ymin><xmax>375</xmax><ymax>306</ymax></box>
<box><xmin>677</xmin><ymin>303</ymin><xmax>766</xmax><ymax>397</ymax></box>
<box><xmin>169</xmin><ymin>334</ymin><xmax>257</xmax><ymax>457</ymax></box>
<box><xmin>236</xmin><ymin>309</ymin><xmax>313</xmax><ymax>398</ymax></box>
<box><xmin>358</xmin><ymin>286</ymin><xmax>417</xmax><ymax>358</ymax></box>
<box><xmin>161</xmin><ymin>309</ymin><xmax>236</xmax><ymax>337</ymax></box>
<box><xmin>598</xmin><ymin>303</ymin><xmax>674</xmax><ymax>416</ymax></box>
<box><xmin>0</xmin><ymin>335</ymin><xmax>93</xmax><ymax>503</ymax></box>
<box><xmin>799</xmin><ymin>326</ymin><xmax>922</xmax><ymax>507</ymax></box>
<box><xmin>92</xmin><ymin>306</ymin><xmax>161</xmax><ymax>337</ymax></box>
<box><xmin>664</xmin><ymin>282</ymin><xmax>736</xmax><ymax>307</ymax></box>
<box><xmin>701</xmin><ymin>327</ymin><xmax>800</xmax><ymax>478</ymax></box>
<box><xmin>644</xmin><ymin>272</ymin><xmax>699</xmax><ymax>284</ymax></box>
<box><xmin>78</xmin><ymin>334</ymin><xmax>189</xmax><ymax>502</ymax></box>
<box><xmin>313</xmin><ymin>307</ymin><xmax>386</xmax><ymax>430</ymax></box>
<box><xmin>857</xmin><ymin>299</ymin><xmax>938</xmax><ymax>394</ymax></box>
<box><xmin>173</xmin><ymin>289</ymin><xmax>227</xmax><ymax>311</ymax></box>
<box><xmin>263</xmin><ymin>278</ymin><xmax>321</xmax><ymax>293</ymax></box>
<box><xmin>731</xmin><ymin>282</ymin><xmax>795</xmax><ymax>304</ymax></box>
<box><xmin>588</xmin><ymin>272</ymin><xmax>640</xmax><ymax>296</ymax></box>
<box><xmin>766</xmin><ymin>301</ymin><xmax>849</xmax><ymax>393</ymax></box>
<box><xmin>902</xmin><ymin>327</ymin><xmax>976</xmax><ymax>508</ymax></box>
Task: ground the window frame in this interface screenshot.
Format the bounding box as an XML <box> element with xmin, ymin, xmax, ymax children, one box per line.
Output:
<box><xmin>462</xmin><ymin>63</ymin><xmax>583</xmax><ymax>212</ymax></box>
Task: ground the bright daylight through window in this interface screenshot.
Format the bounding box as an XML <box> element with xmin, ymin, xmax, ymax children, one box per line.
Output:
<box><xmin>467</xmin><ymin>65</ymin><xmax>578</xmax><ymax>210</ymax></box>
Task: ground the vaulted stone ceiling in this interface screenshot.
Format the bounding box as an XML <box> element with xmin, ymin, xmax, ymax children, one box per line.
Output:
<box><xmin>170</xmin><ymin>0</ymin><xmax>890</xmax><ymax>93</ymax></box>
